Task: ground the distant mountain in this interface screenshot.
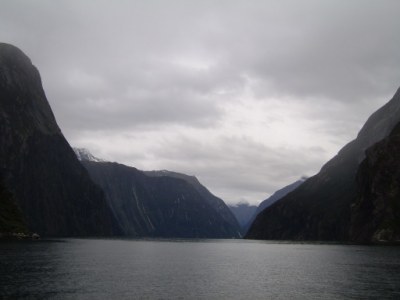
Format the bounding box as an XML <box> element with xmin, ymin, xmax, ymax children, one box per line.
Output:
<box><xmin>0</xmin><ymin>43</ymin><xmax>118</xmax><ymax>236</ymax></box>
<box><xmin>228</xmin><ymin>203</ymin><xmax>257</xmax><ymax>231</ymax></box>
<box><xmin>255</xmin><ymin>179</ymin><xmax>306</xmax><ymax>216</ymax></box>
<box><xmin>242</xmin><ymin>178</ymin><xmax>306</xmax><ymax>234</ymax></box>
<box><xmin>246</xmin><ymin>87</ymin><xmax>400</xmax><ymax>242</ymax></box>
<box><xmin>145</xmin><ymin>170</ymin><xmax>241</xmax><ymax>236</ymax></box>
<box><xmin>76</xmin><ymin>152</ymin><xmax>240</xmax><ymax>238</ymax></box>
<box><xmin>74</xmin><ymin>147</ymin><xmax>104</xmax><ymax>162</ymax></box>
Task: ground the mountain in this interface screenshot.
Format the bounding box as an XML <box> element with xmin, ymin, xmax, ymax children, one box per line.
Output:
<box><xmin>255</xmin><ymin>179</ymin><xmax>306</xmax><ymax>216</ymax></box>
<box><xmin>145</xmin><ymin>170</ymin><xmax>241</xmax><ymax>236</ymax></box>
<box><xmin>241</xmin><ymin>178</ymin><xmax>306</xmax><ymax>234</ymax></box>
<box><xmin>246</xmin><ymin>88</ymin><xmax>400</xmax><ymax>241</ymax></box>
<box><xmin>76</xmin><ymin>152</ymin><xmax>240</xmax><ymax>238</ymax></box>
<box><xmin>350</xmin><ymin>122</ymin><xmax>400</xmax><ymax>243</ymax></box>
<box><xmin>228</xmin><ymin>203</ymin><xmax>257</xmax><ymax>230</ymax></box>
<box><xmin>0</xmin><ymin>176</ymin><xmax>27</xmax><ymax>235</ymax></box>
<box><xmin>0</xmin><ymin>43</ymin><xmax>118</xmax><ymax>236</ymax></box>
<box><xmin>74</xmin><ymin>147</ymin><xmax>104</xmax><ymax>162</ymax></box>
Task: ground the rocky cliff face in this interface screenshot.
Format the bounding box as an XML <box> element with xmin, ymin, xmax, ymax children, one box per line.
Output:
<box><xmin>0</xmin><ymin>43</ymin><xmax>118</xmax><ymax>236</ymax></box>
<box><xmin>246</xmin><ymin>88</ymin><xmax>400</xmax><ymax>241</ymax></box>
<box><xmin>0</xmin><ymin>176</ymin><xmax>27</xmax><ymax>234</ymax></box>
<box><xmin>145</xmin><ymin>170</ymin><xmax>241</xmax><ymax>236</ymax></box>
<box><xmin>350</xmin><ymin>122</ymin><xmax>400</xmax><ymax>243</ymax></box>
<box><xmin>81</xmin><ymin>160</ymin><xmax>241</xmax><ymax>238</ymax></box>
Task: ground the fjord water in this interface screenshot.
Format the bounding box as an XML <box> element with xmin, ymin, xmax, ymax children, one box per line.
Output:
<box><xmin>1</xmin><ymin>239</ymin><xmax>400</xmax><ymax>299</ymax></box>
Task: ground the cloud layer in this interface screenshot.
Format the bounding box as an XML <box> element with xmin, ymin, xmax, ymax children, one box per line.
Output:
<box><xmin>1</xmin><ymin>0</ymin><xmax>399</xmax><ymax>204</ymax></box>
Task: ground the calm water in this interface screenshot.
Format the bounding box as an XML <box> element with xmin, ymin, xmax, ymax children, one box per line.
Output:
<box><xmin>1</xmin><ymin>238</ymin><xmax>400</xmax><ymax>299</ymax></box>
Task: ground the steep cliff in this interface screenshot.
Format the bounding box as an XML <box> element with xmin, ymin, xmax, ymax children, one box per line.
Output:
<box><xmin>81</xmin><ymin>160</ymin><xmax>240</xmax><ymax>238</ymax></box>
<box><xmin>0</xmin><ymin>176</ymin><xmax>27</xmax><ymax>234</ymax></box>
<box><xmin>350</xmin><ymin>122</ymin><xmax>400</xmax><ymax>243</ymax></box>
<box><xmin>242</xmin><ymin>178</ymin><xmax>306</xmax><ymax>235</ymax></box>
<box><xmin>145</xmin><ymin>170</ymin><xmax>241</xmax><ymax>236</ymax></box>
<box><xmin>0</xmin><ymin>43</ymin><xmax>118</xmax><ymax>236</ymax></box>
<box><xmin>246</xmin><ymin>88</ymin><xmax>400</xmax><ymax>241</ymax></box>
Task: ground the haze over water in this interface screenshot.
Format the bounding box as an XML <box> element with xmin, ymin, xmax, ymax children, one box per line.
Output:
<box><xmin>1</xmin><ymin>239</ymin><xmax>400</xmax><ymax>299</ymax></box>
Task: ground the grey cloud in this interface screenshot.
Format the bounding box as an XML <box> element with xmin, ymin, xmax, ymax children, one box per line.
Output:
<box><xmin>1</xmin><ymin>0</ymin><xmax>399</xmax><ymax>204</ymax></box>
<box><xmin>44</xmin><ymin>73</ymin><xmax>225</xmax><ymax>136</ymax></box>
<box><xmin>190</xmin><ymin>1</ymin><xmax>400</xmax><ymax>102</ymax></box>
<box><xmin>3</xmin><ymin>1</ymin><xmax>400</xmax><ymax>103</ymax></box>
<box><xmin>145</xmin><ymin>134</ymin><xmax>327</xmax><ymax>203</ymax></box>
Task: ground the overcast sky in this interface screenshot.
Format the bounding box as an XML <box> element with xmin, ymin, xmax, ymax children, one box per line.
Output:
<box><xmin>1</xmin><ymin>0</ymin><xmax>399</xmax><ymax>205</ymax></box>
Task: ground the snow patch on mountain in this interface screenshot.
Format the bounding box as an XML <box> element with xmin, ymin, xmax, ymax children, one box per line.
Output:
<box><xmin>73</xmin><ymin>148</ymin><xmax>105</xmax><ymax>162</ymax></box>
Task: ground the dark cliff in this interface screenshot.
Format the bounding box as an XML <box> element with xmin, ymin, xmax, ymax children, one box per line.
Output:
<box><xmin>246</xmin><ymin>88</ymin><xmax>400</xmax><ymax>241</ymax></box>
<box><xmin>82</xmin><ymin>161</ymin><xmax>241</xmax><ymax>238</ymax></box>
<box><xmin>242</xmin><ymin>179</ymin><xmax>305</xmax><ymax>235</ymax></box>
<box><xmin>350</xmin><ymin>122</ymin><xmax>400</xmax><ymax>243</ymax></box>
<box><xmin>145</xmin><ymin>170</ymin><xmax>241</xmax><ymax>237</ymax></box>
<box><xmin>0</xmin><ymin>43</ymin><xmax>118</xmax><ymax>236</ymax></box>
<box><xmin>0</xmin><ymin>176</ymin><xmax>27</xmax><ymax>234</ymax></box>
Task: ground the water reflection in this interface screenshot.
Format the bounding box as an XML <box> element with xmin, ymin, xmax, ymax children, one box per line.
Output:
<box><xmin>0</xmin><ymin>240</ymin><xmax>68</xmax><ymax>298</ymax></box>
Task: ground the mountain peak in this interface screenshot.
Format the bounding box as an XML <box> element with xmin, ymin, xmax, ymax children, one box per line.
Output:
<box><xmin>0</xmin><ymin>43</ymin><xmax>117</xmax><ymax>236</ymax></box>
<box><xmin>0</xmin><ymin>43</ymin><xmax>32</xmax><ymax>68</ymax></box>
<box><xmin>0</xmin><ymin>43</ymin><xmax>60</xmax><ymax>135</ymax></box>
<box><xmin>73</xmin><ymin>148</ymin><xmax>105</xmax><ymax>162</ymax></box>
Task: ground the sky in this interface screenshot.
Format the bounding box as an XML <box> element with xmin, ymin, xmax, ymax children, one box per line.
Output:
<box><xmin>1</xmin><ymin>0</ymin><xmax>399</xmax><ymax>205</ymax></box>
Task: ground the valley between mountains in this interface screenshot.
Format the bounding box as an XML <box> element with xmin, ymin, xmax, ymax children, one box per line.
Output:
<box><xmin>1</xmin><ymin>42</ymin><xmax>400</xmax><ymax>244</ymax></box>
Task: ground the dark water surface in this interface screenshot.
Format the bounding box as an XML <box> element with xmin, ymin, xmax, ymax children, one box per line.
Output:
<box><xmin>1</xmin><ymin>238</ymin><xmax>400</xmax><ymax>299</ymax></box>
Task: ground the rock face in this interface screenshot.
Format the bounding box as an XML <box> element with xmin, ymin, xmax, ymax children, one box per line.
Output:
<box><xmin>145</xmin><ymin>170</ymin><xmax>241</xmax><ymax>236</ymax></box>
<box><xmin>79</xmin><ymin>157</ymin><xmax>241</xmax><ymax>238</ymax></box>
<box><xmin>350</xmin><ymin>122</ymin><xmax>400</xmax><ymax>243</ymax></box>
<box><xmin>0</xmin><ymin>176</ymin><xmax>27</xmax><ymax>234</ymax></box>
<box><xmin>0</xmin><ymin>43</ymin><xmax>118</xmax><ymax>236</ymax></box>
<box><xmin>246</xmin><ymin>88</ymin><xmax>400</xmax><ymax>241</ymax></box>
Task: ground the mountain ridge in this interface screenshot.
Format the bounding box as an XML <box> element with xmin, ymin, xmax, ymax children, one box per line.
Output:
<box><xmin>350</xmin><ymin>121</ymin><xmax>400</xmax><ymax>243</ymax></box>
<box><xmin>73</xmin><ymin>148</ymin><xmax>241</xmax><ymax>237</ymax></box>
<box><xmin>80</xmin><ymin>159</ymin><xmax>241</xmax><ymax>238</ymax></box>
<box><xmin>0</xmin><ymin>43</ymin><xmax>119</xmax><ymax>236</ymax></box>
<box><xmin>246</xmin><ymin>87</ymin><xmax>400</xmax><ymax>241</ymax></box>
<box><xmin>145</xmin><ymin>169</ymin><xmax>241</xmax><ymax>236</ymax></box>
